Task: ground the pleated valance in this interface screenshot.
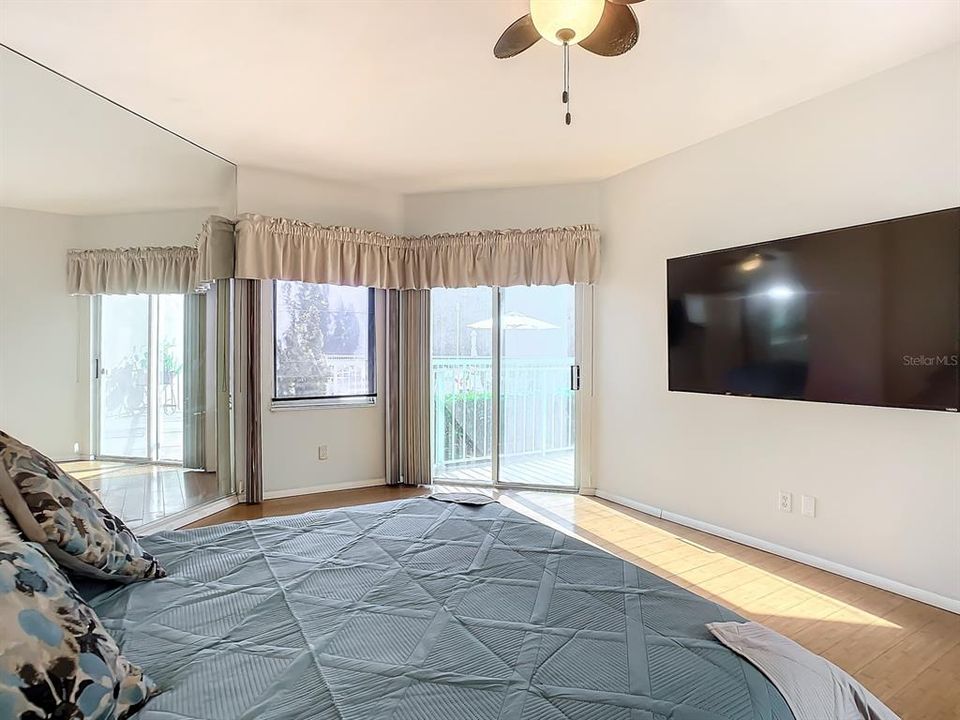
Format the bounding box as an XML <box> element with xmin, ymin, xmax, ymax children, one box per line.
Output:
<box><xmin>67</xmin><ymin>246</ymin><xmax>201</xmax><ymax>295</ymax></box>
<box><xmin>235</xmin><ymin>213</ymin><xmax>599</xmax><ymax>289</ymax></box>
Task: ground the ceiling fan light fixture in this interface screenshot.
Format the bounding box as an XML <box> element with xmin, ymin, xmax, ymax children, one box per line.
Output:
<box><xmin>530</xmin><ymin>0</ymin><xmax>605</xmax><ymax>45</ymax></box>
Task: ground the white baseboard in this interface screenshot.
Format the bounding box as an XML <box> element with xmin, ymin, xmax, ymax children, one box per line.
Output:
<box><xmin>594</xmin><ymin>489</ymin><xmax>960</xmax><ymax>615</ymax></box>
<box><xmin>578</xmin><ymin>487</ymin><xmax>597</xmax><ymax>497</ymax></box>
<box><xmin>55</xmin><ymin>454</ymin><xmax>93</xmax><ymax>464</ymax></box>
<box><xmin>263</xmin><ymin>478</ymin><xmax>386</xmax><ymax>500</ymax></box>
<box><xmin>140</xmin><ymin>495</ymin><xmax>240</xmax><ymax>535</ymax></box>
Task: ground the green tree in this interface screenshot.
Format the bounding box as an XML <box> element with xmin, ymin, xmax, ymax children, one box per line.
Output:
<box><xmin>276</xmin><ymin>282</ymin><xmax>333</xmax><ymax>396</ymax></box>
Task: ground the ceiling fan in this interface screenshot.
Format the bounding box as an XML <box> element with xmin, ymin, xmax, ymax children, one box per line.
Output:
<box><xmin>495</xmin><ymin>0</ymin><xmax>644</xmax><ymax>125</ymax></box>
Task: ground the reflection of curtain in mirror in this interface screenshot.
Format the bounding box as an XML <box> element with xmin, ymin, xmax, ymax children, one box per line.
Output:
<box><xmin>216</xmin><ymin>280</ymin><xmax>234</xmax><ymax>496</ymax></box>
<box><xmin>183</xmin><ymin>294</ymin><xmax>206</xmax><ymax>469</ymax></box>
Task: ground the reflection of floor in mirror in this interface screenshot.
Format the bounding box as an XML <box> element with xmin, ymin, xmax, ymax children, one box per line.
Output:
<box><xmin>59</xmin><ymin>460</ymin><xmax>220</xmax><ymax>529</ymax></box>
<box><xmin>98</xmin><ymin>409</ymin><xmax>184</xmax><ymax>464</ymax></box>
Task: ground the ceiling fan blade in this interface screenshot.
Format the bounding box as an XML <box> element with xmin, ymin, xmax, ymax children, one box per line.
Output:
<box><xmin>606</xmin><ymin>0</ymin><xmax>645</xmax><ymax>4</ymax></box>
<box><xmin>494</xmin><ymin>14</ymin><xmax>541</xmax><ymax>59</ymax></box>
<box><xmin>579</xmin><ymin>3</ymin><xmax>639</xmax><ymax>57</ymax></box>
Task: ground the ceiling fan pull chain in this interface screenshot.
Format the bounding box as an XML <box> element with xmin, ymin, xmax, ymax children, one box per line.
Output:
<box><xmin>561</xmin><ymin>44</ymin><xmax>568</xmax><ymax>106</ymax></box>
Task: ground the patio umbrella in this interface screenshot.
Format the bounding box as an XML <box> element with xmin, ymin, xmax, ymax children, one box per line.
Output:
<box><xmin>468</xmin><ymin>312</ymin><xmax>558</xmax><ymax>331</ymax></box>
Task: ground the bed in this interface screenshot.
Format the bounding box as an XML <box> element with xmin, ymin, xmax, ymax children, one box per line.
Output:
<box><xmin>77</xmin><ymin>496</ymin><xmax>795</xmax><ymax>719</ymax></box>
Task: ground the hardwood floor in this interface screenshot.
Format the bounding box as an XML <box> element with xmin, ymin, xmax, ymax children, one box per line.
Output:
<box><xmin>62</xmin><ymin>460</ymin><xmax>222</xmax><ymax>528</ymax></box>
<box><xmin>189</xmin><ymin>484</ymin><xmax>960</xmax><ymax>719</ymax></box>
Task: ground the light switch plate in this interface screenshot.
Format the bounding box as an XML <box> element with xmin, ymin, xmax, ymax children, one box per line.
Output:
<box><xmin>801</xmin><ymin>495</ymin><xmax>816</xmax><ymax>517</ymax></box>
<box><xmin>318</xmin><ymin>445</ymin><xmax>328</xmax><ymax>461</ymax></box>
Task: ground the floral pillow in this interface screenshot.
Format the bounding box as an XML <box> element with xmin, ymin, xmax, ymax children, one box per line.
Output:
<box><xmin>0</xmin><ymin>430</ymin><xmax>165</xmax><ymax>582</ymax></box>
<box><xmin>0</xmin><ymin>505</ymin><xmax>159</xmax><ymax>719</ymax></box>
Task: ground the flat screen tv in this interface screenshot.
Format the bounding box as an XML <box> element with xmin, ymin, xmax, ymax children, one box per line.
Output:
<box><xmin>667</xmin><ymin>208</ymin><xmax>960</xmax><ymax>412</ymax></box>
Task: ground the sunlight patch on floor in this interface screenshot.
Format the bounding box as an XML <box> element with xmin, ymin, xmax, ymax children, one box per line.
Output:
<box><xmin>518</xmin><ymin>492</ymin><xmax>906</xmax><ymax>632</ymax></box>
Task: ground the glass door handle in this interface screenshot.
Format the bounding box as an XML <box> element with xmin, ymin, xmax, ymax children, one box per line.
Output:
<box><xmin>570</xmin><ymin>364</ymin><xmax>581</xmax><ymax>391</ymax></box>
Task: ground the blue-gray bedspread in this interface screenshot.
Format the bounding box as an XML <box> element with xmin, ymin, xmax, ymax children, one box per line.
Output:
<box><xmin>79</xmin><ymin>497</ymin><xmax>794</xmax><ymax>719</ymax></box>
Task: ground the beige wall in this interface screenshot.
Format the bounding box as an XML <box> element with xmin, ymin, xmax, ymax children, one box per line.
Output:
<box><xmin>596</xmin><ymin>46</ymin><xmax>960</xmax><ymax>607</ymax></box>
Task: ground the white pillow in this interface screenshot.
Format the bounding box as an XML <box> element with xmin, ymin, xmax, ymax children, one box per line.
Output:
<box><xmin>707</xmin><ymin>621</ymin><xmax>900</xmax><ymax>720</ymax></box>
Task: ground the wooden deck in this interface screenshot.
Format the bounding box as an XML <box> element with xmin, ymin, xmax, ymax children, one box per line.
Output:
<box><xmin>434</xmin><ymin>451</ymin><xmax>574</xmax><ymax>487</ymax></box>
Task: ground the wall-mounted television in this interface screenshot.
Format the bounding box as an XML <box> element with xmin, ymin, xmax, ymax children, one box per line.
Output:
<box><xmin>667</xmin><ymin>208</ymin><xmax>960</xmax><ymax>412</ymax></box>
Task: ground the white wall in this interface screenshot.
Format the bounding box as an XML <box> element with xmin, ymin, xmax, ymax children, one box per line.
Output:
<box><xmin>596</xmin><ymin>46</ymin><xmax>960</xmax><ymax>606</ymax></box>
<box><xmin>0</xmin><ymin>208</ymin><xmax>82</xmax><ymax>458</ymax></box>
<box><xmin>239</xmin><ymin>166</ymin><xmax>402</xmax><ymax>234</ymax></box>
<box><xmin>237</xmin><ymin>167</ymin><xmax>404</xmax><ymax>495</ymax></box>
<box><xmin>403</xmin><ymin>182</ymin><xmax>601</xmax><ymax>235</ymax></box>
<box><xmin>75</xmin><ymin>207</ymin><xmax>213</xmax><ymax>249</ymax></box>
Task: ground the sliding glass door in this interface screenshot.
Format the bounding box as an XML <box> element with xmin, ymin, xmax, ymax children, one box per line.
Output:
<box><xmin>430</xmin><ymin>285</ymin><xmax>585</xmax><ymax>489</ymax></box>
<box><xmin>99</xmin><ymin>295</ymin><xmax>151</xmax><ymax>459</ymax></box>
<box><xmin>157</xmin><ymin>294</ymin><xmax>185</xmax><ymax>462</ymax></box>
<box><xmin>96</xmin><ymin>294</ymin><xmax>185</xmax><ymax>463</ymax></box>
<box><xmin>430</xmin><ymin>288</ymin><xmax>494</xmax><ymax>483</ymax></box>
<box><xmin>498</xmin><ymin>285</ymin><xmax>576</xmax><ymax>487</ymax></box>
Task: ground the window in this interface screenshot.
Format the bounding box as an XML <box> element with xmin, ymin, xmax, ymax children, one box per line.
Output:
<box><xmin>273</xmin><ymin>281</ymin><xmax>376</xmax><ymax>406</ymax></box>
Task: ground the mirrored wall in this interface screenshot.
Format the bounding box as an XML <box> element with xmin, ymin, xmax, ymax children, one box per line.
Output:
<box><xmin>0</xmin><ymin>45</ymin><xmax>238</xmax><ymax>530</ymax></box>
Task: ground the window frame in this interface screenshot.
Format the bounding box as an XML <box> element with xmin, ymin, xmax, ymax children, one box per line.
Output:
<box><xmin>271</xmin><ymin>281</ymin><xmax>377</xmax><ymax>409</ymax></box>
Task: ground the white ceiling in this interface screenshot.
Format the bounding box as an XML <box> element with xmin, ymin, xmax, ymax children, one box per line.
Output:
<box><xmin>1</xmin><ymin>0</ymin><xmax>957</xmax><ymax>194</ymax></box>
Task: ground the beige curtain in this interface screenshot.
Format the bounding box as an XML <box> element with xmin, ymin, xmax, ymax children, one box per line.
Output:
<box><xmin>214</xmin><ymin>280</ymin><xmax>233</xmax><ymax>490</ymax></box>
<box><xmin>235</xmin><ymin>213</ymin><xmax>599</xmax><ymax>290</ymax></box>
<box><xmin>67</xmin><ymin>246</ymin><xmax>201</xmax><ymax>295</ymax></box>
<box><xmin>196</xmin><ymin>216</ymin><xmax>237</xmax><ymax>285</ymax></box>
<box><xmin>385</xmin><ymin>291</ymin><xmax>401</xmax><ymax>485</ymax></box>
<box><xmin>240</xmin><ymin>279</ymin><xmax>263</xmax><ymax>503</ymax></box>
<box><xmin>182</xmin><ymin>293</ymin><xmax>207</xmax><ymax>470</ymax></box>
<box><xmin>385</xmin><ymin>289</ymin><xmax>432</xmax><ymax>486</ymax></box>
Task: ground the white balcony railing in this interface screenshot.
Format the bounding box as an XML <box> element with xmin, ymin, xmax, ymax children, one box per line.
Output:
<box><xmin>431</xmin><ymin>356</ymin><xmax>575</xmax><ymax>469</ymax></box>
<box><xmin>278</xmin><ymin>354</ymin><xmax>576</xmax><ymax>471</ymax></box>
<box><xmin>276</xmin><ymin>354</ymin><xmax>371</xmax><ymax>397</ymax></box>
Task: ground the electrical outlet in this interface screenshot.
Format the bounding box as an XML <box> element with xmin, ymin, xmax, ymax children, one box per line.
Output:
<box><xmin>778</xmin><ymin>491</ymin><xmax>792</xmax><ymax>513</ymax></box>
<box><xmin>801</xmin><ymin>495</ymin><xmax>816</xmax><ymax>518</ymax></box>
<box><xmin>318</xmin><ymin>445</ymin><xmax>328</xmax><ymax>461</ymax></box>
